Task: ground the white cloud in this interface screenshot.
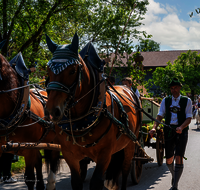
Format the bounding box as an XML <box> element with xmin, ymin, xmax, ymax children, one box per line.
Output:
<box><xmin>137</xmin><ymin>0</ymin><xmax>200</xmax><ymax>50</ymax></box>
<box><xmin>147</xmin><ymin>0</ymin><xmax>167</xmax><ymax>15</ymax></box>
<box><xmin>165</xmin><ymin>4</ymin><xmax>177</xmax><ymax>13</ymax></box>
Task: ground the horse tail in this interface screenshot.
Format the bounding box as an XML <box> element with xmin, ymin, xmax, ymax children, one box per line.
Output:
<box><xmin>44</xmin><ymin>149</ymin><xmax>61</xmax><ymax>174</ymax></box>
<box><xmin>104</xmin><ymin>149</ymin><xmax>124</xmax><ymax>189</ymax></box>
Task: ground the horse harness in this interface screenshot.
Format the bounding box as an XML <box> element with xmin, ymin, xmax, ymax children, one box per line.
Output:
<box><xmin>51</xmin><ymin>83</ymin><xmax>139</xmax><ymax>148</ymax></box>
<box><xmin>46</xmin><ymin>42</ymin><xmax>140</xmax><ymax>148</ymax></box>
<box><xmin>0</xmin><ymin>53</ymin><xmax>53</xmax><ymax>144</ymax></box>
<box><xmin>45</xmin><ymin>41</ymin><xmax>172</xmax><ymax>149</ymax></box>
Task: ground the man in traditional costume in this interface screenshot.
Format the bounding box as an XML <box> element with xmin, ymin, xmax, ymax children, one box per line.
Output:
<box><xmin>150</xmin><ymin>78</ymin><xmax>192</xmax><ymax>190</ymax></box>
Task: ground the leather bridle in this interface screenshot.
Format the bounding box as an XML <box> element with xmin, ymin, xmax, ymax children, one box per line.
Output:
<box><xmin>46</xmin><ymin>63</ymin><xmax>83</xmax><ymax>110</ymax></box>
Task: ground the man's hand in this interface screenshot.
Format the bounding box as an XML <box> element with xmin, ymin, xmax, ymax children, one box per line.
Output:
<box><xmin>176</xmin><ymin>118</ymin><xmax>191</xmax><ymax>134</ymax></box>
<box><xmin>176</xmin><ymin>126</ymin><xmax>182</xmax><ymax>134</ymax></box>
<box><xmin>149</xmin><ymin>128</ymin><xmax>156</xmax><ymax>137</ymax></box>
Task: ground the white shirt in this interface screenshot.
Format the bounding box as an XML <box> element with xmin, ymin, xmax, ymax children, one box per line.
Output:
<box><xmin>158</xmin><ymin>95</ymin><xmax>193</xmax><ymax>125</ymax></box>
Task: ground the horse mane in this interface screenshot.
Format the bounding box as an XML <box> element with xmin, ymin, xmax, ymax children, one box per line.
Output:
<box><xmin>0</xmin><ymin>54</ymin><xmax>19</xmax><ymax>102</ymax></box>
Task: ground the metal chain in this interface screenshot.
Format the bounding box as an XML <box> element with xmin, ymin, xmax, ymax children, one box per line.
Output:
<box><xmin>69</xmin><ymin>109</ymin><xmax>86</xmax><ymax>148</ymax></box>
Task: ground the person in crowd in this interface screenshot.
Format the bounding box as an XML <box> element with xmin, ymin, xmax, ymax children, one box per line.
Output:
<box><xmin>122</xmin><ymin>77</ymin><xmax>140</xmax><ymax>98</ymax></box>
<box><xmin>192</xmin><ymin>101</ymin><xmax>196</xmax><ymax>119</ymax></box>
<box><xmin>193</xmin><ymin>96</ymin><xmax>200</xmax><ymax>122</ymax></box>
<box><xmin>0</xmin><ymin>153</ymin><xmax>17</xmax><ymax>183</ymax></box>
<box><xmin>149</xmin><ymin>78</ymin><xmax>192</xmax><ymax>190</ymax></box>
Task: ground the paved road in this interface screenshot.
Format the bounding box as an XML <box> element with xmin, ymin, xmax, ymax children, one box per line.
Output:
<box><xmin>0</xmin><ymin>119</ymin><xmax>200</xmax><ymax>190</ymax></box>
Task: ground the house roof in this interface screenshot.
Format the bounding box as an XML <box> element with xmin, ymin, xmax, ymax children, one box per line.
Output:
<box><xmin>108</xmin><ymin>50</ymin><xmax>200</xmax><ymax>67</ymax></box>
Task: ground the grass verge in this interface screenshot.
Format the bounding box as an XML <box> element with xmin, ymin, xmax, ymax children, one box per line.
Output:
<box><xmin>11</xmin><ymin>156</ymin><xmax>25</xmax><ymax>173</ymax></box>
<box><xmin>11</xmin><ymin>150</ymin><xmax>45</xmax><ymax>173</ymax></box>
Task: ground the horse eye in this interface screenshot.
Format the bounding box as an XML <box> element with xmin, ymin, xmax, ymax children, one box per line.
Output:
<box><xmin>69</xmin><ymin>69</ymin><xmax>76</xmax><ymax>75</ymax></box>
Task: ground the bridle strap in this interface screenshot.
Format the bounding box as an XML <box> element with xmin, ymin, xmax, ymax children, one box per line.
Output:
<box><xmin>46</xmin><ymin>81</ymin><xmax>76</xmax><ymax>95</ymax></box>
<box><xmin>46</xmin><ymin>64</ymin><xmax>83</xmax><ymax>110</ymax></box>
<box><xmin>46</xmin><ymin>63</ymin><xmax>82</xmax><ymax>95</ymax></box>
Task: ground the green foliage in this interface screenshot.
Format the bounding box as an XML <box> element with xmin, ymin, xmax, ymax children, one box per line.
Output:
<box><xmin>105</xmin><ymin>50</ymin><xmax>149</xmax><ymax>87</ymax></box>
<box><xmin>145</xmin><ymin>61</ymin><xmax>184</xmax><ymax>95</ymax></box>
<box><xmin>173</xmin><ymin>50</ymin><xmax>200</xmax><ymax>99</ymax></box>
<box><xmin>0</xmin><ymin>0</ymin><xmax>149</xmax><ymax>83</ymax></box>
<box><xmin>138</xmin><ymin>39</ymin><xmax>160</xmax><ymax>52</ymax></box>
<box><xmin>11</xmin><ymin>156</ymin><xmax>25</xmax><ymax>173</ymax></box>
<box><xmin>146</xmin><ymin>50</ymin><xmax>200</xmax><ymax>100</ymax></box>
<box><xmin>11</xmin><ymin>150</ymin><xmax>45</xmax><ymax>173</ymax></box>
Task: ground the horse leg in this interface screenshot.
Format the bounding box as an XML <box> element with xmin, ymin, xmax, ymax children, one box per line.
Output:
<box><xmin>23</xmin><ymin>150</ymin><xmax>38</xmax><ymax>190</ymax></box>
<box><xmin>62</xmin><ymin>151</ymin><xmax>83</xmax><ymax>190</ymax></box>
<box><xmin>45</xmin><ymin>150</ymin><xmax>61</xmax><ymax>190</ymax></box>
<box><xmin>104</xmin><ymin>150</ymin><xmax>125</xmax><ymax>190</ymax></box>
<box><xmin>34</xmin><ymin>150</ymin><xmax>45</xmax><ymax>190</ymax></box>
<box><xmin>121</xmin><ymin>143</ymin><xmax>135</xmax><ymax>190</ymax></box>
<box><xmin>90</xmin><ymin>153</ymin><xmax>112</xmax><ymax>190</ymax></box>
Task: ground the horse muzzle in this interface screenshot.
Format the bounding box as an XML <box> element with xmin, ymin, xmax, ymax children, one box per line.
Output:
<box><xmin>45</xmin><ymin>106</ymin><xmax>63</xmax><ymax>123</ymax></box>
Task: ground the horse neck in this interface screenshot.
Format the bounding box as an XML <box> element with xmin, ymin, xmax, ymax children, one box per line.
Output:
<box><xmin>71</xmin><ymin>60</ymin><xmax>95</xmax><ymax>117</ymax></box>
<box><xmin>0</xmin><ymin>55</ymin><xmax>19</xmax><ymax>118</ymax></box>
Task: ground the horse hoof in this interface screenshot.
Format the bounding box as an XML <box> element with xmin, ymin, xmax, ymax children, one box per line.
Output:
<box><xmin>104</xmin><ymin>180</ymin><xmax>119</xmax><ymax>190</ymax></box>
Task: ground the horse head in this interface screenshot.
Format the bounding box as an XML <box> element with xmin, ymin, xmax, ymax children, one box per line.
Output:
<box><xmin>45</xmin><ymin>33</ymin><xmax>93</xmax><ymax>123</ymax></box>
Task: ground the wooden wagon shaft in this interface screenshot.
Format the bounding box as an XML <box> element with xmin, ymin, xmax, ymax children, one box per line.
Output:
<box><xmin>1</xmin><ymin>142</ymin><xmax>61</xmax><ymax>152</ymax></box>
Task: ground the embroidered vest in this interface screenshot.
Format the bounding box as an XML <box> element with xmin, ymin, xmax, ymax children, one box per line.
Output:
<box><xmin>165</xmin><ymin>96</ymin><xmax>189</xmax><ymax>132</ymax></box>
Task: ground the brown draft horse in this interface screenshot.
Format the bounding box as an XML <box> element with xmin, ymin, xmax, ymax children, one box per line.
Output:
<box><xmin>0</xmin><ymin>46</ymin><xmax>60</xmax><ymax>190</ymax></box>
<box><xmin>44</xmin><ymin>33</ymin><xmax>142</xmax><ymax>190</ymax></box>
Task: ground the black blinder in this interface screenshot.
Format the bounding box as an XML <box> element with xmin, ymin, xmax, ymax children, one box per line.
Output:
<box><xmin>45</xmin><ymin>77</ymin><xmax>49</xmax><ymax>88</ymax></box>
<box><xmin>45</xmin><ymin>77</ymin><xmax>50</xmax><ymax>96</ymax></box>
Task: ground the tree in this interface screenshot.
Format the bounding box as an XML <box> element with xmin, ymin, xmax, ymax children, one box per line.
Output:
<box><xmin>0</xmin><ymin>0</ymin><xmax>149</xmax><ymax>83</ymax></box>
<box><xmin>146</xmin><ymin>50</ymin><xmax>200</xmax><ymax>100</ymax></box>
<box><xmin>173</xmin><ymin>50</ymin><xmax>200</xmax><ymax>100</ymax></box>
<box><xmin>138</xmin><ymin>39</ymin><xmax>160</xmax><ymax>52</ymax></box>
<box><xmin>145</xmin><ymin>61</ymin><xmax>185</xmax><ymax>95</ymax></box>
<box><xmin>0</xmin><ymin>0</ymin><xmax>79</xmax><ymax>64</ymax></box>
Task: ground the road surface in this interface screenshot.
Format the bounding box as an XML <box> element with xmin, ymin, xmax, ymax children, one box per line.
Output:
<box><xmin>0</xmin><ymin>119</ymin><xmax>199</xmax><ymax>190</ymax></box>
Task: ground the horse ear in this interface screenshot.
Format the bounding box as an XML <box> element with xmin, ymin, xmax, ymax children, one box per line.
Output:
<box><xmin>70</xmin><ymin>33</ymin><xmax>79</xmax><ymax>54</ymax></box>
<box><xmin>0</xmin><ymin>39</ymin><xmax>7</xmax><ymax>50</ymax></box>
<box><xmin>45</xmin><ymin>34</ymin><xmax>58</xmax><ymax>53</ymax></box>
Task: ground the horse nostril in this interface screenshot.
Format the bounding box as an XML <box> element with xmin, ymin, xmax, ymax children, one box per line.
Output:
<box><xmin>44</xmin><ymin>109</ymin><xmax>50</xmax><ymax>119</ymax></box>
<box><xmin>54</xmin><ymin>107</ymin><xmax>61</xmax><ymax>118</ymax></box>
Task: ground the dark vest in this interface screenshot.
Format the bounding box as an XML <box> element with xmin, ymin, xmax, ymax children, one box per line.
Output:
<box><xmin>165</xmin><ymin>96</ymin><xmax>189</xmax><ymax>133</ymax></box>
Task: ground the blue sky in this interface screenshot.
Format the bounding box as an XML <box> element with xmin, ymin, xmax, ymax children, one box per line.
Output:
<box><xmin>136</xmin><ymin>0</ymin><xmax>200</xmax><ymax>51</ymax></box>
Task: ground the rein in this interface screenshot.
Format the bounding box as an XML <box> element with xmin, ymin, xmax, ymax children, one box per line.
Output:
<box><xmin>0</xmin><ymin>81</ymin><xmax>45</xmax><ymax>94</ymax></box>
